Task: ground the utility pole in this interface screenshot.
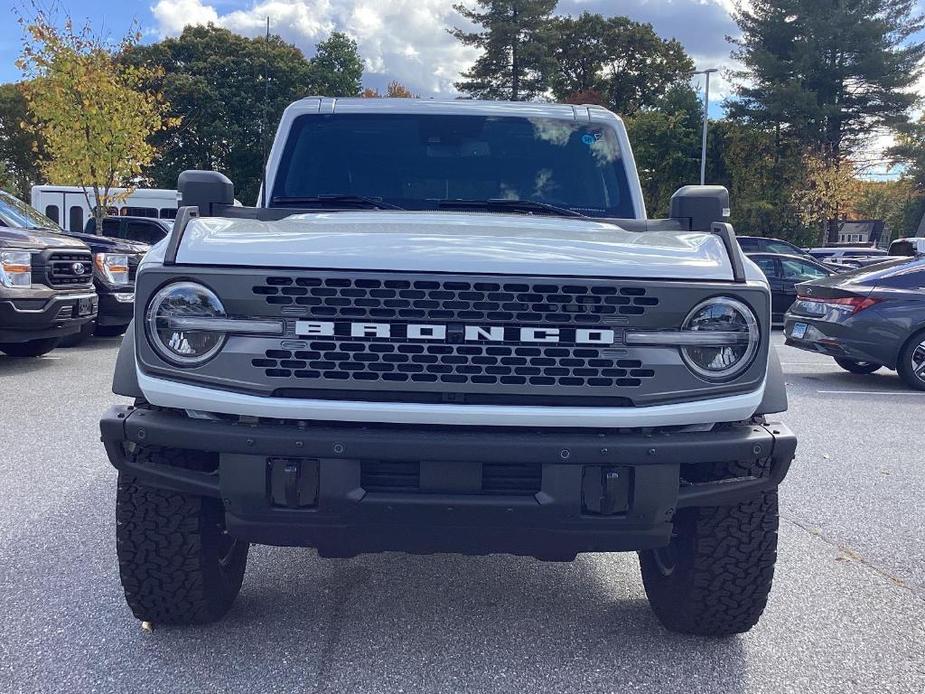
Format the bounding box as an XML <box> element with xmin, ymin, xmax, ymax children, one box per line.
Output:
<box><xmin>693</xmin><ymin>68</ymin><xmax>718</xmax><ymax>186</ymax></box>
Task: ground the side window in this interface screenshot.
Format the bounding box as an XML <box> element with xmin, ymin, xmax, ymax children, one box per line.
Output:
<box><xmin>738</xmin><ymin>238</ymin><xmax>758</xmax><ymax>252</ymax></box>
<box><xmin>124</xmin><ymin>206</ymin><xmax>158</xmax><ymax>218</ymax></box>
<box><xmin>125</xmin><ymin>221</ymin><xmax>167</xmax><ymax>245</ymax></box>
<box><xmin>781</xmin><ymin>258</ymin><xmax>827</xmax><ymax>280</ymax></box>
<box><xmin>68</xmin><ymin>206</ymin><xmax>83</xmax><ymax>233</ymax></box>
<box><xmin>101</xmin><ymin>218</ymin><xmax>123</xmax><ymax>237</ymax></box>
<box><xmin>753</xmin><ymin>257</ymin><xmax>778</xmax><ymax>278</ymax></box>
<box><xmin>159</xmin><ymin>208</ymin><xmax>177</xmax><ymax>219</ymax></box>
<box><xmin>767</xmin><ymin>241</ymin><xmax>801</xmax><ymax>255</ymax></box>
<box><xmin>45</xmin><ymin>205</ymin><xmax>59</xmax><ymax>223</ymax></box>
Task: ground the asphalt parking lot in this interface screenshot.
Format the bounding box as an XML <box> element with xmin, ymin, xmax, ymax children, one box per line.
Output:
<box><xmin>1</xmin><ymin>334</ymin><xmax>923</xmax><ymax>694</ymax></box>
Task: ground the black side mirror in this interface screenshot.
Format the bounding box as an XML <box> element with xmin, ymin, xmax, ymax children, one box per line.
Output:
<box><xmin>178</xmin><ymin>170</ymin><xmax>234</xmax><ymax>217</ymax></box>
<box><xmin>670</xmin><ymin>185</ymin><xmax>731</xmax><ymax>231</ymax></box>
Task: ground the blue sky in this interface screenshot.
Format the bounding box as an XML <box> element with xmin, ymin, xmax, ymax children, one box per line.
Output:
<box><xmin>4</xmin><ymin>0</ymin><xmax>739</xmax><ymax>108</ymax></box>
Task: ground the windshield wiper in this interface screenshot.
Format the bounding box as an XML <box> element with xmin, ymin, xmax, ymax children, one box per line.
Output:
<box><xmin>437</xmin><ymin>198</ymin><xmax>587</xmax><ymax>218</ymax></box>
<box><xmin>270</xmin><ymin>195</ymin><xmax>404</xmax><ymax>210</ymax></box>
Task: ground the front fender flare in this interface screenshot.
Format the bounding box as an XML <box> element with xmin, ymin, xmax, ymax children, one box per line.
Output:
<box><xmin>112</xmin><ymin>319</ymin><xmax>143</xmax><ymax>398</ymax></box>
<box><xmin>755</xmin><ymin>344</ymin><xmax>788</xmax><ymax>415</ymax></box>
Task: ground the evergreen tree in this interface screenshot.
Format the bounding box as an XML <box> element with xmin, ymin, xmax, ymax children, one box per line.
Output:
<box><xmin>728</xmin><ymin>0</ymin><xmax>925</xmax><ymax>159</ymax></box>
<box><xmin>451</xmin><ymin>0</ymin><xmax>557</xmax><ymax>100</ymax></box>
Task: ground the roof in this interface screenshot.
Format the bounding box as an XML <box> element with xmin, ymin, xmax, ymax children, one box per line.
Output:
<box><xmin>285</xmin><ymin>97</ymin><xmax>622</xmax><ymax>122</ymax></box>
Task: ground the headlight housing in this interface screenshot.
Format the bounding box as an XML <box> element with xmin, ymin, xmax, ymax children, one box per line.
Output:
<box><xmin>1</xmin><ymin>250</ymin><xmax>32</xmax><ymax>288</ymax></box>
<box><xmin>680</xmin><ymin>297</ymin><xmax>760</xmax><ymax>381</ymax></box>
<box><xmin>145</xmin><ymin>281</ymin><xmax>226</xmax><ymax>366</ymax></box>
<box><xmin>95</xmin><ymin>253</ymin><xmax>130</xmax><ymax>285</ymax></box>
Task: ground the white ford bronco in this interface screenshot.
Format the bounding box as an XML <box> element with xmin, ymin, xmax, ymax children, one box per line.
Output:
<box><xmin>101</xmin><ymin>98</ymin><xmax>796</xmax><ymax>635</ymax></box>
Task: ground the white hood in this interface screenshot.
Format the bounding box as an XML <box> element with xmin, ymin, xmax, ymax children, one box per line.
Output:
<box><xmin>172</xmin><ymin>211</ymin><xmax>735</xmax><ymax>280</ymax></box>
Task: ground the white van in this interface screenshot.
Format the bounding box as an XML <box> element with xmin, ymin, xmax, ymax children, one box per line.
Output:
<box><xmin>30</xmin><ymin>185</ymin><xmax>179</xmax><ymax>233</ymax></box>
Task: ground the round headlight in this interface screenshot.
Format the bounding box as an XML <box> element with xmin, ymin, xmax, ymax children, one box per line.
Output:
<box><xmin>146</xmin><ymin>281</ymin><xmax>226</xmax><ymax>366</ymax></box>
<box><xmin>680</xmin><ymin>297</ymin><xmax>760</xmax><ymax>381</ymax></box>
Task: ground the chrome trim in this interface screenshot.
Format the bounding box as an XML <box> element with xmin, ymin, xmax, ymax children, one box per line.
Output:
<box><xmin>625</xmin><ymin>331</ymin><xmax>751</xmax><ymax>346</ymax></box>
<box><xmin>167</xmin><ymin>316</ymin><xmax>284</xmax><ymax>335</ymax></box>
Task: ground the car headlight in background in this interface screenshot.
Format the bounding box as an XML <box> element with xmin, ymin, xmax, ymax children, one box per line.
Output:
<box><xmin>679</xmin><ymin>298</ymin><xmax>760</xmax><ymax>381</ymax></box>
<box><xmin>95</xmin><ymin>253</ymin><xmax>130</xmax><ymax>285</ymax></box>
<box><xmin>0</xmin><ymin>251</ymin><xmax>32</xmax><ymax>288</ymax></box>
<box><xmin>146</xmin><ymin>281</ymin><xmax>227</xmax><ymax>366</ymax></box>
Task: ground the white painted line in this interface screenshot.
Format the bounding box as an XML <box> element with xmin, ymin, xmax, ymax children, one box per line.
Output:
<box><xmin>816</xmin><ymin>390</ymin><xmax>925</xmax><ymax>396</ymax></box>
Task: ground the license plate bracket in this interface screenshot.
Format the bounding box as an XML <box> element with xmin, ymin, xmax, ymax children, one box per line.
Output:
<box><xmin>77</xmin><ymin>297</ymin><xmax>94</xmax><ymax>317</ymax></box>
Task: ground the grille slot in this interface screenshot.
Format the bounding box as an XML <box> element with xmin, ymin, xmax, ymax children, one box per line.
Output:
<box><xmin>46</xmin><ymin>252</ymin><xmax>93</xmax><ymax>287</ymax></box>
<box><xmin>360</xmin><ymin>461</ymin><xmax>541</xmax><ymax>496</ymax></box>
<box><xmin>252</xmin><ymin>341</ymin><xmax>655</xmax><ymax>390</ymax></box>
<box><xmin>253</xmin><ymin>277</ymin><xmax>658</xmax><ymax>324</ymax></box>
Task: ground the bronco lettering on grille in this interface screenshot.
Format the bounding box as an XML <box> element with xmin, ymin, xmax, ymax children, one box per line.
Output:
<box><xmin>294</xmin><ymin>321</ymin><xmax>617</xmax><ymax>345</ymax></box>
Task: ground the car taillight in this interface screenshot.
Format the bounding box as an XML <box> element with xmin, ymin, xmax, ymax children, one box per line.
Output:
<box><xmin>795</xmin><ymin>294</ymin><xmax>879</xmax><ymax>314</ymax></box>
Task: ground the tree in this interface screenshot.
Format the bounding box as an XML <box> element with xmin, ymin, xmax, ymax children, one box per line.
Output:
<box><xmin>451</xmin><ymin>0</ymin><xmax>557</xmax><ymax>100</ymax></box>
<box><xmin>550</xmin><ymin>13</ymin><xmax>694</xmax><ymax>115</ymax></box>
<box><xmin>728</xmin><ymin>0</ymin><xmax>925</xmax><ymax>159</ymax></box>
<box><xmin>123</xmin><ymin>25</ymin><xmax>316</xmax><ymax>204</ymax></box>
<box><xmin>625</xmin><ymin>84</ymin><xmax>702</xmax><ymax>215</ymax></box>
<box><xmin>17</xmin><ymin>12</ymin><xmax>174</xmax><ymax>230</ymax></box>
<box><xmin>791</xmin><ymin>151</ymin><xmax>860</xmax><ymax>240</ymax></box>
<box><xmin>0</xmin><ymin>83</ymin><xmax>43</xmax><ymax>199</ymax></box>
<box><xmin>309</xmin><ymin>32</ymin><xmax>364</xmax><ymax>97</ymax></box>
<box><xmin>361</xmin><ymin>81</ymin><xmax>416</xmax><ymax>98</ymax></box>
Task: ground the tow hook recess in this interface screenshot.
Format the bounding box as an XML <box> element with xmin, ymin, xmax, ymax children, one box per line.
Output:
<box><xmin>269</xmin><ymin>458</ymin><xmax>319</xmax><ymax>508</ymax></box>
<box><xmin>581</xmin><ymin>466</ymin><xmax>630</xmax><ymax>515</ymax></box>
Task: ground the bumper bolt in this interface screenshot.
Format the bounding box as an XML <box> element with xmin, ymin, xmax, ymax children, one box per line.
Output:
<box><xmin>333</xmin><ymin>443</ymin><xmax>345</xmax><ymax>454</ymax></box>
<box><xmin>137</xmin><ymin>429</ymin><xmax>146</xmax><ymax>440</ymax></box>
<box><xmin>246</xmin><ymin>438</ymin><xmax>254</xmax><ymax>447</ymax></box>
<box><xmin>753</xmin><ymin>445</ymin><xmax>762</xmax><ymax>455</ymax></box>
<box><xmin>647</xmin><ymin>448</ymin><xmax>656</xmax><ymax>456</ymax></box>
<box><xmin>559</xmin><ymin>449</ymin><xmax>570</xmax><ymax>460</ymax></box>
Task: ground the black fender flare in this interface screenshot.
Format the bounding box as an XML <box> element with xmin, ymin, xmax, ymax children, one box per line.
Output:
<box><xmin>112</xmin><ymin>319</ymin><xmax>143</xmax><ymax>398</ymax></box>
<box><xmin>755</xmin><ymin>343</ymin><xmax>788</xmax><ymax>415</ymax></box>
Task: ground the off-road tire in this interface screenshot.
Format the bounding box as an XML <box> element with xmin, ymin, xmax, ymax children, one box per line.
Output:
<box><xmin>896</xmin><ymin>330</ymin><xmax>925</xmax><ymax>391</ymax></box>
<box><xmin>116</xmin><ymin>448</ymin><xmax>249</xmax><ymax>625</ymax></box>
<box><xmin>95</xmin><ymin>323</ymin><xmax>128</xmax><ymax>338</ymax></box>
<box><xmin>834</xmin><ymin>357</ymin><xmax>882</xmax><ymax>375</ymax></box>
<box><xmin>639</xmin><ymin>460</ymin><xmax>778</xmax><ymax>636</ymax></box>
<box><xmin>0</xmin><ymin>337</ymin><xmax>61</xmax><ymax>357</ymax></box>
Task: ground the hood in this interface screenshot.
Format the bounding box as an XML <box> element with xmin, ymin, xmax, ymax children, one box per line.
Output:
<box><xmin>172</xmin><ymin>211</ymin><xmax>737</xmax><ymax>281</ymax></box>
<box><xmin>0</xmin><ymin>226</ymin><xmax>90</xmax><ymax>251</ymax></box>
<box><xmin>63</xmin><ymin>229</ymin><xmax>149</xmax><ymax>255</ymax></box>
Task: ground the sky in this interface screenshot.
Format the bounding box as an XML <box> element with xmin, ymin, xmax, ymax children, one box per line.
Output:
<box><xmin>3</xmin><ymin>0</ymin><xmax>738</xmax><ymax>106</ymax></box>
<box><xmin>2</xmin><ymin>0</ymin><xmax>923</xmax><ymax>174</ymax></box>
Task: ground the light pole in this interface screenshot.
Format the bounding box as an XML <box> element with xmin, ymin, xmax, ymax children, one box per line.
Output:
<box><xmin>693</xmin><ymin>68</ymin><xmax>718</xmax><ymax>186</ymax></box>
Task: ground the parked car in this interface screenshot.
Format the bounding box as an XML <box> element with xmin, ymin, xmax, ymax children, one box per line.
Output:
<box><xmin>0</xmin><ymin>192</ymin><xmax>148</xmax><ymax>344</ymax></box>
<box><xmin>784</xmin><ymin>256</ymin><xmax>925</xmax><ymax>389</ymax></box>
<box><xmin>888</xmin><ymin>237</ymin><xmax>925</xmax><ymax>257</ymax></box>
<box><xmin>0</xmin><ymin>190</ymin><xmax>97</xmax><ymax>357</ymax></box>
<box><xmin>737</xmin><ymin>235</ymin><xmax>811</xmax><ymax>258</ymax></box>
<box><xmin>59</xmin><ymin>227</ymin><xmax>150</xmax><ymax>343</ymax></box>
<box><xmin>747</xmin><ymin>252</ymin><xmax>834</xmax><ymax>324</ymax></box>
<box><xmin>806</xmin><ymin>246</ymin><xmax>888</xmax><ymax>260</ymax></box>
<box><xmin>84</xmin><ymin>215</ymin><xmax>171</xmax><ymax>245</ymax></box>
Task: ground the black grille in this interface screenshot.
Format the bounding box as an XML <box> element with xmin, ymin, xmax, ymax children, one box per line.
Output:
<box><xmin>253</xmin><ymin>277</ymin><xmax>658</xmax><ymax>325</ymax></box>
<box><xmin>46</xmin><ymin>252</ymin><xmax>93</xmax><ymax>287</ymax></box>
<box><xmin>360</xmin><ymin>461</ymin><xmax>541</xmax><ymax>496</ymax></box>
<box><xmin>253</xmin><ymin>341</ymin><xmax>655</xmax><ymax>389</ymax></box>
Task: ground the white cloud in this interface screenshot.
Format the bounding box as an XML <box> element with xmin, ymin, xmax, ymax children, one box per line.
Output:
<box><xmin>150</xmin><ymin>0</ymin><xmax>480</xmax><ymax>95</ymax></box>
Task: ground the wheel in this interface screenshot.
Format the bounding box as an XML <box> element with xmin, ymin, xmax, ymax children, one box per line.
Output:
<box><xmin>638</xmin><ymin>459</ymin><xmax>778</xmax><ymax>636</ymax></box>
<box><xmin>0</xmin><ymin>337</ymin><xmax>61</xmax><ymax>357</ymax></box>
<box><xmin>897</xmin><ymin>330</ymin><xmax>925</xmax><ymax>391</ymax></box>
<box><xmin>59</xmin><ymin>321</ymin><xmax>95</xmax><ymax>347</ymax></box>
<box><xmin>116</xmin><ymin>448</ymin><xmax>249</xmax><ymax>625</ymax></box>
<box><xmin>95</xmin><ymin>323</ymin><xmax>128</xmax><ymax>338</ymax></box>
<box><xmin>834</xmin><ymin>358</ymin><xmax>882</xmax><ymax>374</ymax></box>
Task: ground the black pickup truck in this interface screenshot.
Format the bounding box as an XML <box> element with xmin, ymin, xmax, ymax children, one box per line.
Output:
<box><xmin>0</xmin><ymin>193</ymin><xmax>97</xmax><ymax>357</ymax></box>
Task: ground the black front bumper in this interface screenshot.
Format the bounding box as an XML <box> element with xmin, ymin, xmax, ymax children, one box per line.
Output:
<box><xmin>0</xmin><ymin>292</ymin><xmax>98</xmax><ymax>342</ymax></box>
<box><xmin>96</xmin><ymin>288</ymin><xmax>134</xmax><ymax>327</ymax></box>
<box><xmin>100</xmin><ymin>407</ymin><xmax>796</xmax><ymax>559</ymax></box>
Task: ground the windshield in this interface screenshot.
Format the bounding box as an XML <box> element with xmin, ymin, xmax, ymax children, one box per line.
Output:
<box><xmin>271</xmin><ymin>114</ymin><xmax>636</xmax><ymax>218</ymax></box>
<box><xmin>0</xmin><ymin>190</ymin><xmax>62</xmax><ymax>231</ymax></box>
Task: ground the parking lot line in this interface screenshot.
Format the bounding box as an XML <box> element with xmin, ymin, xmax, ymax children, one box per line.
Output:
<box><xmin>816</xmin><ymin>390</ymin><xmax>925</xmax><ymax>395</ymax></box>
